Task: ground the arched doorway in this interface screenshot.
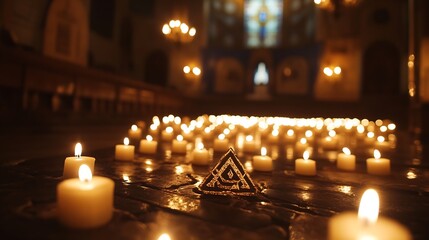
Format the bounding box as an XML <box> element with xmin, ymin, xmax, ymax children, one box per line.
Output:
<box><xmin>144</xmin><ymin>50</ymin><xmax>169</xmax><ymax>87</ymax></box>
<box><xmin>362</xmin><ymin>41</ymin><xmax>400</xmax><ymax>96</ymax></box>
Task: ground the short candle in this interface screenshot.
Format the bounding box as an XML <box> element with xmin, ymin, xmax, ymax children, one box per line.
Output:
<box><xmin>172</xmin><ymin>135</ymin><xmax>188</xmax><ymax>154</ymax></box>
<box><xmin>139</xmin><ymin>135</ymin><xmax>158</xmax><ymax>154</ymax></box>
<box><xmin>253</xmin><ymin>147</ymin><xmax>273</xmax><ymax>171</ymax></box>
<box><xmin>115</xmin><ymin>137</ymin><xmax>135</xmax><ymax>161</ymax></box>
<box><xmin>328</xmin><ymin>189</ymin><xmax>411</xmax><ymax>240</ymax></box>
<box><xmin>63</xmin><ymin>143</ymin><xmax>95</xmax><ymax>179</ymax></box>
<box><xmin>57</xmin><ymin>164</ymin><xmax>115</xmax><ymax>229</ymax></box>
<box><xmin>295</xmin><ymin>151</ymin><xmax>316</xmax><ymax>176</ymax></box>
<box><xmin>192</xmin><ymin>143</ymin><xmax>210</xmax><ymax>166</ymax></box>
<box><xmin>213</xmin><ymin>134</ymin><xmax>229</xmax><ymax>152</ymax></box>
<box><xmin>128</xmin><ymin>124</ymin><xmax>142</xmax><ymax>140</ymax></box>
<box><xmin>337</xmin><ymin>147</ymin><xmax>356</xmax><ymax>171</ymax></box>
<box><xmin>366</xmin><ymin>149</ymin><xmax>390</xmax><ymax>175</ymax></box>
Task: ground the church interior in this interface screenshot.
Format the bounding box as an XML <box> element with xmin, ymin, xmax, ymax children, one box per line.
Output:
<box><xmin>0</xmin><ymin>0</ymin><xmax>429</xmax><ymax>239</ymax></box>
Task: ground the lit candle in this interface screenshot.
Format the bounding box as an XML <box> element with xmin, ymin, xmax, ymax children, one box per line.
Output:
<box><xmin>243</xmin><ymin>135</ymin><xmax>257</xmax><ymax>153</ymax></box>
<box><xmin>253</xmin><ymin>147</ymin><xmax>273</xmax><ymax>171</ymax></box>
<box><xmin>139</xmin><ymin>135</ymin><xmax>158</xmax><ymax>154</ymax></box>
<box><xmin>284</xmin><ymin>129</ymin><xmax>296</xmax><ymax>144</ymax></box>
<box><xmin>128</xmin><ymin>124</ymin><xmax>142</xmax><ymax>140</ymax></box>
<box><xmin>213</xmin><ymin>134</ymin><xmax>229</xmax><ymax>152</ymax></box>
<box><xmin>192</xmin><ymin>143</ymin><xmax>210</xmax><ymax>166</ymax></box>
<box><xmin>162</xmin><ymin>126</ymin><xmax>174</xmax><ymax>141</ymax></box>
<box><xmin>115</xmin><ymin>137</ymin><xmax>135</xmax><ymax>161</ymax></box>
<box><xmin>268</xmin><ymin>129</ymin><xmax>279</xmax><ymax>144</ymax></box>
<box><xmin>63</xmin><ymin>143</ymin><xmax>95</xmax><ymax>179</ymax></box>
<box><xmin>295</xmin><ymin>151</ymin><xmax>316</xmax><ymax>176</ymax></box>
<box><xmin>172</xmin><ymin>135</ymin><xmax>188</xmax><ymax>154</ymax></box>
<box><xmin>57</xmin><ymin>164</ymin><xmax>115</xmax><ymax>229</ymax></box>
<box><xmin>375</xmin><ymin>136</ymin><xmax>390</xmax><ymax>151</ymax></box>
<box><xmin>328</xmin><ymin>189</ymin><xmax>411</xmax><ymax>240</ymax></box>
<box><xmin>366</xmin><ymin>149</ymin><xmax>390</xmax><ymax>175</ymax></box>
<box><xmin>364</xmin><ymin>131</ymin><xmax>376</xmax><ymax>146</ymax></box>
<box><xmin>337</xmin><ymin>147</ymin><xmax>356</xmax><ymax>171</ymax></box>
<box><xmin>295</xmin><ymin>138</ymin><xmax>309</xmax><ymax>156</ymax></box>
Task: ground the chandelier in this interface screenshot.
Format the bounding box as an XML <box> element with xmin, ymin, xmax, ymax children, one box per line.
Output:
<box><xmin>162</xmin><ymin>20</ymin><xmax>196</xmax><ymax>44</ymax></box>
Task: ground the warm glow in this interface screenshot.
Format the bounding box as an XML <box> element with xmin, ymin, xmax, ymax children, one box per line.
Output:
<box><xmin>166</xmin><ymin>126</ymin><xmax>173</xmax><ymax>133</ymax></box>
<box><xmin>314</xmin><ymin>0</ymin><xmax>322</xmax><ymax>4</ymax></box>
<box><xmin>169</xmin><ymin>20</ymin><xmax>175</xmax><ymax>28</ymax></box>
<box><xmin>388</xmin><ymin>123</ymin><xmax>396</xmax><ymax>131</ymax></box>
<box><xmin>183</xmin><ymin>65</ymin><xmax>191</xmax><ymax>73</ymax></box>
<box><xmin>218</xmin><ymin>134</ymin><xmax>225</xmax><ymax>140</ymax></box>
<box><xmin>158</xmin><ymin>233</ymin><xmax>171</xmax><ymax>240</ymax></box>
<box><xmin>189</xmin><ymin>27</ymin><xmax>196</xmax><ymax>36</ymax></box>
<box><xmin>305</xmin><ymin>130</ymin><xmax>313</xmax><ymax>138</ymax></box>
<box><xmin>367</xmin><ymin>132</ymin><xmax>374</xmax><ymax>138</ymax></box>
<box><xmin>357</xmin><ymin>125</ymin><xmax>365</xmax><ymax>134</ymax></box>
<box><xmin>334</xmin><ymin>66</ymin><xmax>342</xmax><ymax>75</ymax></box>
<box><xmin>197</xmin><ymin>142</ymin><xmax>204</xmax><ymax>150</ymax></box>
<box><xmin>377</xmin><ymin>136</ymin><xmax>385</xmax><ymax>143</ymax></box>
<box><xmin>303</xmin><ymin>151</ymin><xmax>309</xmax><ymax>160</ymax></box>
<box><xmin>287</xmin><ymin>129</ymin><xmax>294</xmax><ymax>136</ymax></box>
<box><xmin>162</xmin><ymin>24</ymin><xmax>171</xmax><ymax>35</ymax></box>
<box><xmin>323</xmin><ymin>67</ymin><xmax>333</xmax><ymax>77</ymax></box>
<box><xmin>246</xmin><ymin>135</ymin><xmax>253</xmax><ymax>142</ymax></box>
<box><xmin>122</xmin><ymin>174</ymin><xmax>130</xmax><ymax>183</ymax></box>
<box><xmin>374</xmin><ymin>149</ymin><xmax>381</xmax><ymax>160</ymax></box>
<box><xmin>75</xmin><ymin>143</ymin><xmax>82</xmax><ymax>158</ymax></box>
<box><xmin>192</xmin><ymin>67</ymin><xmax>201</xmax><ymax>76</ymax></box>
<box><xmin>180</xmin><ymin>23</ymin><xmax>189</xmax><ymax>33</ymax></box>
<box><xmin>131</xmin><ymin>124</ymin><xmax>138</xmax><ymax>131</ymax></box>
<box><xmin>329</xmin><ymin>130</ymin><xmax>336</xmax><ymax>137</ymax></box>
<box><xmin>150</xmin><ymin>124</ymin><xmax>158</xmax><ymax>130</ymax></box>
<box><xmin>124</xmin><ymin>137</ymin><xmax>129</xmax><ymax>146</ymax></box>
<box><xmin>342</xmin><ymin>147</ymin><xmax>351</xmax><ymax>155</ymax></box>
<box><xmin>78</xmin><ymin>164</ymin><xmax>92</xmax><ymax>182</ymax></box>
<box><xmin>177</xmin><ymin>135</ymin><xmax>184</xmax><ymax>141</ymax></box>
<box><xmin>358</xmin><ymin>189</ymin><xmax>379</xmax><ymax>225</ymax></box>
<box><xmin>272</xmin><ymin>129</ymin><xmax>279</xmax><ymax>136</ymax></box>
<box><xmin>300</xmin><ymin>138</ymin><xmax>307</xmax><ymax>144</ymax></box>
<box><xmin>146</xmin><ymin>135</ymin><xmax>153</xmax><ymax>141</ymax></box>
<box><xmin>380</xmin><ymin>126</ymin><xmax>387</xmax><ymax>132</ymax></box>
<box><xmin>261</xmin><ymin>147</ymin><xmax>267</xmax><ymax>156</ymax></box>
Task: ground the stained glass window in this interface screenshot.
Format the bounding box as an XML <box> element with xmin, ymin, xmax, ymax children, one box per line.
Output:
<box><xmin>244</xmin><ymin>0</ymin><xmax>283</xmax><ymax>47</ymax></box>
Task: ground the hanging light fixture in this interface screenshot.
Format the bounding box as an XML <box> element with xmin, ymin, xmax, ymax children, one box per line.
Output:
<box><xmin>162</xmin><ymin>19</ymin><xmax>196</xmax><ymax>44</ymax></box>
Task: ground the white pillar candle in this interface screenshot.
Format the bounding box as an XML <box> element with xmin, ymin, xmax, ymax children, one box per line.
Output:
<box><xmin>172</xmin><ymin>135</ymin><xmax>188</xmax><ymax>154</ymax></box>
<box><xmin>161</xmin><ymin>126</ymin><xmax>174</xmax><ymax>141</ymax></box>
<box><xmin>57</xmin><ymin>165</ymin><xmax>114</xmax><ymax>229</ymax></box>
<box><xmin>366</xmin><ymin>149</ymin><xmax>390</xmax><ymax>175</ymax></box>
<box><xmin>295</xmin><ymin>151</ymin><xmax>316</xmax><ymax>176</ymax></box>
<box><xmin>63</xmin><ymin>143</ymin><xmax>95</xmax><ymax>179</ymax></box>
<box><xmin>139</xmin><ymin>135</ymin><xmax>158</xmax><ymax>154</ymax></box>
<box><xmin>253</xmin><ymin>147</ymin><xmax>273</xmax><ymax>171</ymax></box>
<box><xmin>337</xmin><ymin>147</ymin><xmax>356</xmax><ymax>171</ymax></box>
<box><xmin>192</xmin><ymin>143</ymin><xmax>210</xmax><ymax>166</ymax></box>
<box><xmin>115</xmin><ymin>137</ymin><xmax>135</xmax><ymax>161</ymax></box>
<box><xmin>128</xmin><ymin>124</ymin><xmax>142</xmax><ymax>140</ymax></box>
<box><xmin>243</xmin><ymin>135</ymin><xmax>257</xmax><ymax>153</ymax></box>
<box><xmin>328</xmin><ymin>189</ymin><xmax>411</xmax><ymax>240</ymax></box>
<box><xmin>213</xmin><ymin>134</ymin><xmax>229</xmax><ymax>152</ymax></box>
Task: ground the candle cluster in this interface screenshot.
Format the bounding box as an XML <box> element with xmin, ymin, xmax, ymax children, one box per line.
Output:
<box><xmin>122</xmin><ymin>114</ymin><xmax>396</xmax><ymax>176</ymax></box>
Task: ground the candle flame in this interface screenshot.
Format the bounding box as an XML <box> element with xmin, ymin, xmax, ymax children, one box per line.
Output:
<box><xmin>146</xmin><ymin>135</ymin><xmax>153</xmax><ymax>141</ymax></box>
<box><xmin>305</xmin><ymin>130</ymin><xmax>313</xmax><ymax>138</ymax></box>
<box><xmin>303</xmin><ymin>151</ymin><xmax>309</xmax><ymax>160</ymax></box>
<box><xmin>150</xmin><ymin>124</ymin><xmax>157</xmax><ymax>130</ymax></box>
<box><xmin>272</xmin><ymin>129</ymin><xmax>279</xmax><ymax>137</ymax></box>
<box><xmin>329</xmin><ymin>130</ymin><xmax>336</xmax><ymax>137</ymax></box>
<box><xmin>287</xmin><ymin>129</ymin><xmax>294</xmax><ymax>136</ymax></box>
<box><xmin>74</xmin><ymin>143</ymin><xmax>82</xmax><ymax>158</ymax></box>
<box><xmin>197</xmin><ymin>142</ymin><xmax>204</xmax><ymax>150</ymax></box>
<box><xmin>246</xmin><ymin>135</ymin><xmax>253</xmax><ymax>142</ymax></box>
<box><xmin>78</xmin><ymin>164</ymin><xmax>92</xmax><ymax>182</ymax></box>
<box><xmin>358</xmin><ymin>189</ymin><xmax>379</xmax><ymax>225</ymax></box>
<box><xmin>131</xmin><ymin>124</ymin><xmax>138</xmax><ymax>131</ymax></box>
<box><xmin>374</xmin><ymin>149</ymin><xmax>381</xmax><ymax>160</ymax></box>
<box><xmin>300</xmin><ymin>138</ymin><xmax>307</xmax><ymax>144</ymax></box>
<box><xmin>357</xmin><ymin>125</ymin><xmax>365</xmax><ymax>134</ymax></box>
<box><xmin>158</xmin><ymin>233</ymin><xmax>171</xmax><ymax>240</ymax></box>
<box><xmin>261</xmin><ymin>147</ymin><xmax>267</xmax><ymax>156</ymax></box>
<box><xmin>166</xmin><ymin>126</ymin><xmax>173</xmax><ymax>133</ymax></box>
<box><xmin>177</xmin><ymin>135</ymin><xmax>184</xmax><ymax>141</ymax></box>
<box><xmin>342</xmin><ymin>147</ymin><xmax>351</xmax><ymax>155</ymax></box>
<box><xmin>377</xmin><ymin>136</ymin><xmax>385</xmax><ymax>143</ymax></box>
<box><xmin>124</xmin><ymin>137</ymin><xmax>129</xmax><ymax>146</ymax></box>
<box><xmin>367</xmin><ymin>132</ymin><xmax>374</xmax><ymax>138</ymax></box>
<box><xmin>219</xmin><ymin>134</ymin><xmax>225</xmax><ymax>140</ymax></box>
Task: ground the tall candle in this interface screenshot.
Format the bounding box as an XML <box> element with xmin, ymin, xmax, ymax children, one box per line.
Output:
<box><xmin>213</xmin><ymin>134</ymin><xmax>229</xmax><ymax>152</ymax></box>
<box><xmin>337</xmin><ymin>147</ymin><xmax>356</xmax><ymax>171</ymax></box>
<box><xmin>57</xmin><ymin>165</ymin><xmax>114</xmax><ymax>229</ymax></box>
<box><xmin>295</xmin><ymin>151</ymin><xmax>316</xmax><ymax>176</ymax></box>
<box><xmin>328</xmin><ymin>189</ymin><xmax>411</xmax><ymax>240</ymax></box>
<box><xmin>172</xmin><ymin>135</ymin><xmax>188</xmax><ymax>154</ymax></box>
<box><xmin>139</xmin><ymin>135</ymin><xmax>158</xmax><ymax>154</ymax></box>
<box><xmin>366</xmin><ymin>149</ymin><xmax>390</xmax><ymax>175</ymax></box>
<box><xmin>192</xmin><ymin>143</ymin><xmax>210</xmax><ymax>166</ymax></box>
<box><xmin>128</xmin><ymin>124</ymin><xmax>142</xmax><ymax>140</ymax></box>
<box><xmin>115</xmin><ymin>137</ymin><xmax>135</xmax><ymax>161</ymax></box>
<box><xmin>253</xmin><ymin>147</ymin><xmax>273</xmax><ymax>171</ymax></box>
<box><xmin>63</xmin><ymin>143</ymin><xmax>95</xmax><ymax>179</ymax></box>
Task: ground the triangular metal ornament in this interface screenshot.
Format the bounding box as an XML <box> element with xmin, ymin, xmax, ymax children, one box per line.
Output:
<box><xmin>198</xmin><ymin>148</ymin><xmax>257</xmax><ymax>196</ymax></box>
